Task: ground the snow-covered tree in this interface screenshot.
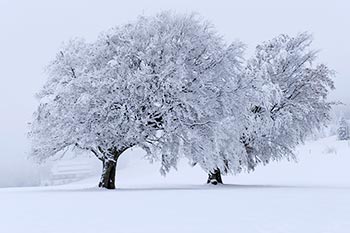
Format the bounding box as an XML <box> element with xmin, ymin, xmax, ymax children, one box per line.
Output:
<box><xmin>206</xmin><ymin>33</ymin><xmax>335</xmax><ymax>184</ymax></box>
<box><xmin>243</xmin><ymin>32</ymin><xmax>335</xmax><ymax>170</ymax></box>
<box><xmin>337</xmin><ymin>118</ymin><xmax>350</xmax><ymax>140</ymax></box>
<box><xmin>29</xmin><ymin>12</ymin><xmax>247</xmax><ymax>189</ymax></box>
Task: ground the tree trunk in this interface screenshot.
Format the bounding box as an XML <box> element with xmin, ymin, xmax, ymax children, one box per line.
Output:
<box><xmin>245</xmin><ymin>144</ymin><xmax>256</xmax><ymax>171</ymax></box>
<box><xmin>99</xmin><ymin>159</ymin><xmax>117</xmax><ymax>189</ymax></box>
<box><xmin>95</xmin><ymin>146</ymin><xmax>131</xmax><ymax>189</ymax></box>
<box><xmin>98</xmin><ymin>147</ymin><xmax>128</xmax><ymax>189</ymax></box>
<box><xmin>207</xmin><ymin>169</ymin><xmax>223</xmax><ymax>185</ymax></box>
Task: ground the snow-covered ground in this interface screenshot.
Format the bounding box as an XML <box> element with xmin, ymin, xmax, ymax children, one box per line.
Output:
<box><xmin>1</xmin><ymin>136</ymin><xmax>350</xmax><ymax>233</ymax></box>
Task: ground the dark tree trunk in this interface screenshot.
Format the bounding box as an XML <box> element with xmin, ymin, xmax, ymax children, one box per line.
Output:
<box><xmin>207</xmin><ymin>169</ymin><xmax>223</xmax><ymax>185</ymax></box>
<box><xmin>98</xmin><ymin>147</ymin><xmax>129</xmax><ymax>189</ymax></box>
<box><xmin>99</xmin><ymin>159</ymin><xmax>117</xmax><ymax>189</ymax></box>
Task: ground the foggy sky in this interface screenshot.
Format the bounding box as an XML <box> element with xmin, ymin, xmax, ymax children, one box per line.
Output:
<box><xmin>0</xmin><ymin>0</ymin><xmax>349</xmax><ymax>186</ymax></box>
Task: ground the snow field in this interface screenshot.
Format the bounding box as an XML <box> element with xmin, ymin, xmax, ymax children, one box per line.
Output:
<box><xmin>1</xmin><ymin>136</ymin><xmax>350</xmax><ymax>233</ymax></box>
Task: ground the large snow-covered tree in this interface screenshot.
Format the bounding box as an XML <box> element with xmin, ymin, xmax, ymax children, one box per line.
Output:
<box><xmin>29</xmin><ymin>12</ymin><xmax>247</xmax><ymax>189</ymax></box>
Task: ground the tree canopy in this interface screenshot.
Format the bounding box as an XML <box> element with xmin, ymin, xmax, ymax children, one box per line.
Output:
<box><xmin>29</xmin><ymin>12</ymin><xmax>335</xmax><ymax>188</ymax></box>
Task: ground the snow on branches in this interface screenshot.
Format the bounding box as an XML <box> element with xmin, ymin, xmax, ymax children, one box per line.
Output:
<box><xmin>29</xmin><ymin>12</ymin><xmax>335</xmax><ymax>188</ymax></box>
<box><xmin>29</xmin><ymin>13</ymin><xmax>248</xmax><ymax>188</ymax></box>
<box><xmin>243</xmin><ymin>33</ymin><xmax>335</xmax><ymax>170</ymax></box>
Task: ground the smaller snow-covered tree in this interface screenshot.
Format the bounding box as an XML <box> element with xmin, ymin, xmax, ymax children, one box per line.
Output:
<box><xmin>337</xmin><ymin>118</ymin><xmax>350</xmax><ymax>140</ymax></box>
<box><xmin>244</xmin><ymin>32</ymin><xmax>335</xmax><ymax>170</ymax></box>
<box><xmin>206</xmin><ymin>33</ymin><xmax>335</xmax><ymax>185</ymax></box>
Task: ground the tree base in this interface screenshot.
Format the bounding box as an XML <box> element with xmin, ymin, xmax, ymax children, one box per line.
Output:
<box><xmin>207</xmin><ymin>169</ymin><xmax>223</xmax><ymax>185</ymax></box>
<box><xmin>96</xmin><ymin>147</ymin><xmax>131</xmax><ymax>189</ymax></box>
<box><xmin>99</xmin><ymin>160</ymin><xmax>117</xmax><ymax>189</ymax></box>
